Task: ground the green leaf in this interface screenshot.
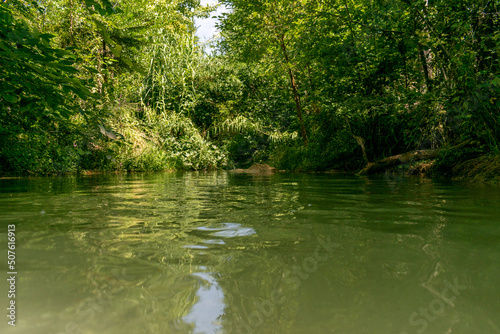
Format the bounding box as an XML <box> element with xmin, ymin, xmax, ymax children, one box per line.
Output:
<box><xmin>109</xmin><ymin>44</ymin><xmax>122</xmax><ymax>57</ymax></box>
<box><xmin>39</xmin><ymin>33</ymin><xmax>55</xmax><ymax>41</ymax></box>
<box><xmin>491</xmin><ymin>77</ymin><xmax>500</xmax><ymax>87</ymax></box>
<box><xmin>2</xmin><ymin>94</ymin><xmax>19</xmax><ymax>103</ymax></box>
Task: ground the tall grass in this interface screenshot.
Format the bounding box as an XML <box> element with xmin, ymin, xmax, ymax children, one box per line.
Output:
<box><xmin>103</xmin><ymin>104</ymin><xmax>227</xmax><ymax>171</ymax></box>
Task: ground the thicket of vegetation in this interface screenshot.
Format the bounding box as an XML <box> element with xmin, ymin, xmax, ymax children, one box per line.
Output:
<box><xmin>1</xmin><ymin>0</ymin><xmax>499</xmax><ymax>178</ymax></box>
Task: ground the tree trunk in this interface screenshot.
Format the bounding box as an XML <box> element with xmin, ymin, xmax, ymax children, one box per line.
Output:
<box><xmin>98</xmin><ymin>36</ymin><xmax>107</xmax><ymax>96</ymax></box>
<box><xmin>345</xmin><ymin>117</ymin><xmax>369</xmax><ymax>163</ymax></box>
<box><xmin>417</xmin><ymin>41</ymin><xmax>433</xmax><ymax>92</ymax></box>
<box><xmin>358</xmin><ymin>149</ymin><xmax>439</xmax><ymax>175</ymax></box>
<box><xmin>279</xmin><ymin>34</ymin><xmax>308</xmax><ymax>145</ymax></box>
<box><xmin>357</xmin><ymin>140</ymin><xmax>473</xmax><ymax>175</ymax></box>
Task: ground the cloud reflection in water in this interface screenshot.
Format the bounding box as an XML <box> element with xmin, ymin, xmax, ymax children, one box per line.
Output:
<box><xmin>182</xmin><ymin>272</ymin><xmax>225</xmax><ymax>334</ymax></box>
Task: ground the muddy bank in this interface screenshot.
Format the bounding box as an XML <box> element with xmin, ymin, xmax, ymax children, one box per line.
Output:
<box><xmin>228</xmin><ymin>163</ymin><xmax>277</xmax><ymax>174</ymax></box>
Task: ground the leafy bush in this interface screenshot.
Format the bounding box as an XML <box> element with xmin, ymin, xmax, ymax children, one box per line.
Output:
<box><xmin>103</xmin><ymin>104</ymin><xmax>228</xmax><ymax>171</ymax></box>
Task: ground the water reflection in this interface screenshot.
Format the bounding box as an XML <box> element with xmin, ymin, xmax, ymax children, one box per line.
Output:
<box><xmin>183</xmin><ymin>272</ymin><xmax>225</xmax><ymax>334</ymax></box>
<box><xmin>0</xmin><ymin>173</ymin><xmax>499</xmax><ymax>334</ymax></box>
<box><xmin>196</xmin><ymin>223</ymin><xmax>256</xmax><ymax>238</ymax></box>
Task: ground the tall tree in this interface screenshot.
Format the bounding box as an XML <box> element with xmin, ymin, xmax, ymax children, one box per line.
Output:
<box><xmin>219</xmin><ymin>0</ymin><xmax>312</xmax><ymax>145</ymax></box>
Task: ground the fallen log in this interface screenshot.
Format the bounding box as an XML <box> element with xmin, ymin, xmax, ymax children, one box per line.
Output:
<box><xmin>357</xmin><ymin>149</ymin><xmax>439</xmax><ymax>175</ymax></box>
<box><xmin>357</xmin><ymin>140</ymin><xmax>473</xmax><ymax>176</ymax></box>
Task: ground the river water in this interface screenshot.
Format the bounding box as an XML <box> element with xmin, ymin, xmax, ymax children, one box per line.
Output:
<box><xmin>0</xmin><ymin>172</ymin><xmax>499</xmax><ymax>334</ymax></box>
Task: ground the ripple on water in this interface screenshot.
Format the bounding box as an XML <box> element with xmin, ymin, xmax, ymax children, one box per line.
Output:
<box><xmin>184</xmin><ymin>223</ymin><xmax>256</xmax><ymax>250</ymax></box>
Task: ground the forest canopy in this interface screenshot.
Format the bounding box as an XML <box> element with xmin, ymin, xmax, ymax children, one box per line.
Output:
<box><xmin>1</xmin><ymin>0</ymin><xmax>499</xmax><ymax>178</ymax></box>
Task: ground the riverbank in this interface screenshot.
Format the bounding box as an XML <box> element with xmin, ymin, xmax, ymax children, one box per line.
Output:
<box><xmin>2</xmin><ymin>154</ymin><xmax>498</xmax><ymax>185</ymax></box>
<box><xmin>361</xmin><ymin>153</ymin><xmax>500</xmax><ymax>185</ymax></box>
<box><xmin>444</xmin><ymin>154</ymin><xmax>500</xmax><ymax>184</ymax></box>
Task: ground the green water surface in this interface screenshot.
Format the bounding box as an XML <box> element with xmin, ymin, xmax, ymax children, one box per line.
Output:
<box><xmin>1</xmin><ymin>172</ymin><xmax>499</xmax><ymax>334</ymax></box>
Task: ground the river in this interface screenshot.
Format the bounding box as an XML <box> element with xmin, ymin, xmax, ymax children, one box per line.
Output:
<box><xmin>1</xmin><ymin>172</ymin><xmax>499</xmax><ymax>334</ymax></box>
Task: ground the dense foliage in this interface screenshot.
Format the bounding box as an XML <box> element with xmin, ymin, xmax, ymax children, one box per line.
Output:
<box><xmin>218</xmin><ymin>0</ymin><xmax>500</xmax><ymax>171</ymax></box>
<box><xmin>1</xmin><ymin>0</ymin><xmax>499</xmax><ymax>176</ymax></box>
